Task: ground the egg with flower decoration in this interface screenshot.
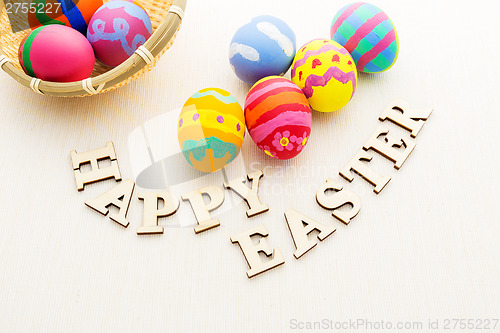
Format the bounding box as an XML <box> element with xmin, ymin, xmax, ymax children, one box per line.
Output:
<box><xmin>177</xmin><ymin>88</ymin><xmax>246</xmax><ymax>173</ymax></box>
<box><xmin>244</xmin><ymin>76</ymin><xmax>311</xmax><ymax>160</ymax></box>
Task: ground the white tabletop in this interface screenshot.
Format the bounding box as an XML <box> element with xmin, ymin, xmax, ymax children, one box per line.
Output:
<box><xmin>1</xmin><ymin>0</ymin><xmax>499</xmax><ymax>332</ymax></box>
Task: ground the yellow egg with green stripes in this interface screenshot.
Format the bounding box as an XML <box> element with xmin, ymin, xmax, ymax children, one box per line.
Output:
<box><xmin>177</xmin><ymin>88</ymin><xmax>246</xmax><ymax>173</ymax></box>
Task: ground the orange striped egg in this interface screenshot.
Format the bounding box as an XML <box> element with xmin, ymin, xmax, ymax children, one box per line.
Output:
<box><xmin>245</xmin><ymin>76</ymin><xmax>311</xmax><ymax>160</ymax></box>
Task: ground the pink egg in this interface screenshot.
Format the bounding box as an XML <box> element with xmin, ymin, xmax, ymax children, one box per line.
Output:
<box><xmin>19</xmin><ymin>25</ymin><xmax>95</xmax><ymax>82</ymax></box>
<box><xmin>87</xmin><ymin>1</ymin><xmax>152</xmax><ymax>67</ymax></box>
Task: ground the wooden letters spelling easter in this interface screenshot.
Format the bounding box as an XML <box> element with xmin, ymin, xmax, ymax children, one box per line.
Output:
<box><xmin>71</xmin><ymin>99</ymin><xmax>432</xmax><ymax>278</ymax></box>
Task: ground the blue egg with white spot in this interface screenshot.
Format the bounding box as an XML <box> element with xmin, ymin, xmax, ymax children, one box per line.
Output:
<box><xmin>229</xmin><ymin>15</ymin><xmax>296</xmax><ymax>85</ymax></box>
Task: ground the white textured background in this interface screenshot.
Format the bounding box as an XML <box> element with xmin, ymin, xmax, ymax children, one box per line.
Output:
<box><xmin>0</xmin><ymin>0</ymin><xmax>499</xmax><ymax>332</ymax></box>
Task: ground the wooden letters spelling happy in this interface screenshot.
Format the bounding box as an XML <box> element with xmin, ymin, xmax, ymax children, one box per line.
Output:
<box><xmin>71</xmin><ymin>100</ymin><xmax>432</xmax><ymax>278</ymax></box>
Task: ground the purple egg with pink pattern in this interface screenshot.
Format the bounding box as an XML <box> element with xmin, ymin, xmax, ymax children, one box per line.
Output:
<box><xmin>87</xmin><ymin>0</ymin><xmax>152</xmax><ymax>67</ymax></box>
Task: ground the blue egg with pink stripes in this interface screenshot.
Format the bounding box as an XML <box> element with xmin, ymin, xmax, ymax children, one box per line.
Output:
<box><xmin>330</xmin><ymin>2</ymin><xmax>398</xmax><ymax>73</ymax></box>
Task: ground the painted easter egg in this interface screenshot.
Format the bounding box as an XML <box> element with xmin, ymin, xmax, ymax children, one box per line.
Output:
<box><xmin>177</xmin><ymin>88</ymin><xmax>246</xmax><ymax>173</ymax></box>
<box><xmin>123</xmin><ymin>0</ymin><xmax>146</xmax><ymax>11</ymax></box>
<box><xmin>19</xmin><ymin>25</ymin><xmax>95</xmax><ymax>82</ymax></box>
<box><xmin>330</xmin><ymin>2</ymin><xmax>399</xmax><ymax>73</ymax></box>
<box><xmin>245</xmin><ymin>76</ymin><xmax>311</xmax><ymax>160</ymax></box>
<box><xmin>291</xmin><ymin>39</ymin><xmax>357</xmax><ymax>112</ymax></box>
<box><xmin>229</xmin><ymin>15</ymin><xmax>296</xmax><ymax>85</ymax></box>
<box><xmin>87</xmin><ymin>1</ymin><xmax>152</xmax><ymax>67</ymax></box>
<box><xmin>28</xmin><ymin>0</ymin><xmax>103</xmax><ymax>35</ymax></box>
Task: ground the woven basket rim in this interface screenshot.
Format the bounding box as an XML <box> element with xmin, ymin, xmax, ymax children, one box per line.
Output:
<box><xmin>0</xmin><ymin>0</ymin><xmax>186</xmax><ymax>97</ymax></box>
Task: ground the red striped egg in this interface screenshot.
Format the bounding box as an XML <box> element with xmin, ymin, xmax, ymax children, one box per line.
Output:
<box><xmin>244</xmin><ymin>76</ymin><xmax>312</xmax><ymax>160</ymax></box>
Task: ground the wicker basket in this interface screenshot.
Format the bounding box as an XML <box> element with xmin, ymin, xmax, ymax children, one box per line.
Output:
<box><xmin>0</xmin><ymin>0</ymin><xmax>186</xmax><ymax>96</ymax></box>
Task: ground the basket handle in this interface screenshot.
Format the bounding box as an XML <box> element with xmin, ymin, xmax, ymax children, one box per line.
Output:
<box><xmin>0</xmin><ymin>55</ymin><xmax>10</xmax><ymax>69</ymax></box>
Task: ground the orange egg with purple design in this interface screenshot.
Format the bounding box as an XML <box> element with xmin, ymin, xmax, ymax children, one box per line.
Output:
<box><xmin>177</xmin><ymin>88</ymin><xmax>246</xmax><ymax>173</ymax></box>
<box><xmin>245</xmin><ymin>76</ymin><xmax>311</xmax><ymax>160</ymax></box>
